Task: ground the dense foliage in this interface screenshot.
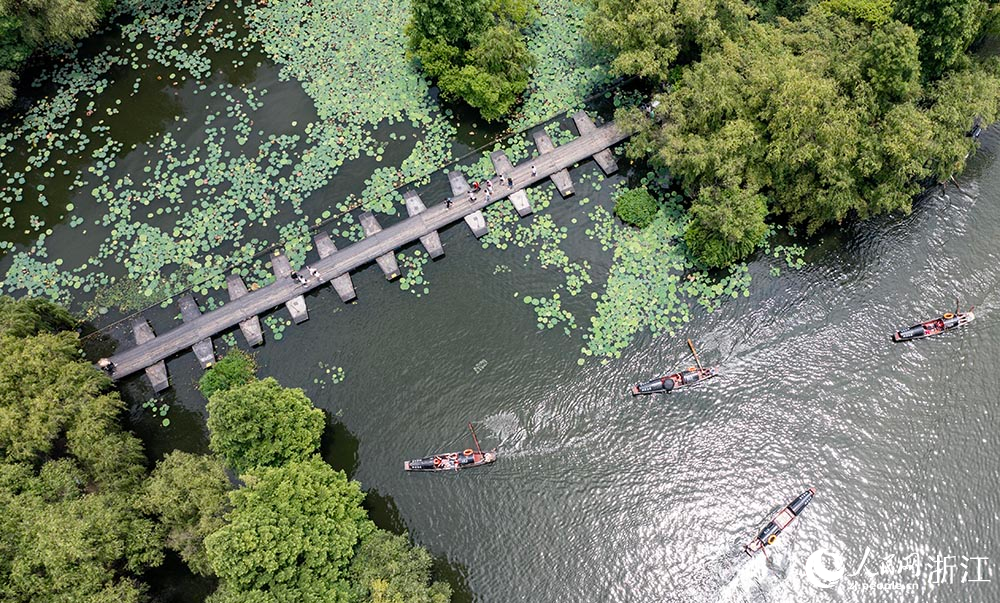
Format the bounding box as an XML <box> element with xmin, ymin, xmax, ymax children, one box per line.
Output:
<box><xmin>0</xmin><ymin>296</ymin><xmax>164</xmax><ymax>602</ymax></box>
<box><xmin>589</xmin><ymin>0</ymin><xmax>1000</xmax><ymax>267</ymax></box>
<box><xmin>202</xmin><ymin>357</ymin><xmax>451</xmax><ymax>603</ymax></box>
<box><xmin>198</xmin><ymin>348</ymin><xmax>257</xmax><ymax>398</ymax></box>
<box><xmin>613</xmin><ymin>186</ymin><xmax>660</xmax><ymax>228</ymax></box>
<box><xmin>585</xmin><ymin>0</ymin><xmax>752</xmax><ymax>82</ymax></box>
<box><xmin>0</xmin><ymin>0</ymin><xmax>116</xmax><ymax>106</ymax></box>
<box><xmin>406</xmin><ymin>0</ymin><xmax>537</xmax><ymax>120</ymax></box>
<box><xmin>141</xmin><ymin>451</ymin><xmax>230</xmax><ymax>576</ymax></box>
<box><xmin>207</xmin><ymin>376</ymin><xmax>325</xmax><ymax>473</ymax></box>
<box><xmin>205</xmin><ymin>456</ymin><xmax>373</xmax><ymax>602</ymax></box>
<box><xmin>0</xmin><ymin>301</ymin><xmax>450</xmax><ymax>602</ymax></box>
<box><xmin>348</xmin><ymin>530</ymin><xmax>452</xmax><ymax>603</ymax></box>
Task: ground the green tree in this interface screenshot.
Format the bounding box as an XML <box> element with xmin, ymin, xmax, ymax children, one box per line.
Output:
<box><xmin>0</xmin><ymin>298</ymin><xmax>165</xmax><ymax>602</ymax></box>
<box><xmin>142</xmin><ymin>452</ymin><xmax>231</xmax><ymax>576</ymax></box>
<box><xmin>0</xmin><ymin>295</ymin><xmax>76</xmax><ymax>337</ymax></box>
<box><xmin>821</xmin><ymin>0</ymin><xmax>893</xmax><ymax>25</ymax></box>
<box><xmin>613</xmin><ymin>186</ymin><xmax>660</xmax><ymax>228</ymax></box>
<box><xmin>585</xmin><ymin>0</ymin><xmax>753</xmax><ymax>82</ymax></box>
<box><xmin>407</xmin><ymin>0</ymin><xmax>536</xmax><ymax>120</ymax></box>
<box><xmin>207</xmin><ymin>377</ymin><xmax>325</xmax><ymax>473</ymax></box>
<box><xmin>0</xmin><ymin>329</ymin><xmax>112</xmax><ymax>462</ymax></box>
<box><xmin>349</xmin><ymin>530</ymin><xmax>451</xmax><ymax>603</ymax></box>
<box><xmin>861</xmin><ymin>20</ymin><xmax>922</xmax><ymax>107</ymax></box>
<box><xmin>617</xmin><ymin>6</ymin><xmax>1000</xmax><ymax>266</ymax></box>
<box><xmin>406</xmin><ymin>0</ymin><xmax>490</xmax><ymax>50</ymax></box>
<box><xmin>2</xmin><ymin>489</ymin><xmax>163</xmax><ymax>603</ymax></box>
<box><xmin>895</xmin><ymin>0</ymin><xmax>989</xmax><ymax>78</ymax></box>
<box><xmin>0</xmin><ymin>0</ymin><xmax>116</xmax><ymax>107</ymax></box>
<box><xmin>205</xmin><ymin>457</ymin><xmax>373</xmax><ymax>603</ymax></box>
<box><xmin>436</xmin><ymin>25</ymin><xmax>535</xmax><ymax>120</ymax></box>
<box><xmin>199</xmin><ymin>349</ymin><xmax>257</xmax><ymax>399</ymax></box>
<box><xmin>684</xmin><ymin>187</ymin><xmax>768</xmax><ymax>267</ymax></box>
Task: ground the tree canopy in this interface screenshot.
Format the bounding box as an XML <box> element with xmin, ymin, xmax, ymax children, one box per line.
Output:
<box><xmin>597</xmin><ymin>3</ymin><xmax>1000</xmax><ymax>267</ymax></box>
<box><xmin>207</xmin><ymin>376</ymin><xmax>325</xmax><ymax>473</ymax></box>
<box><xmin>0</xmin><ymin>297</ymin><xmax>164</xmax><ymax>603</ymax></box>
<box><xmin>198</xmin><ymin>349</ymin><xmax>257</xmax><ymax>399</ymax></box>
<box><xmin>205</xmin><ymin>456</ymin><xmax>373</xmax><ymax>603</ymax></box>
<box><xmin>348</xmin><ymin>530</ymin><xmax>452</xmax><ymax>603</ymax></box>
<box><xmin>613</xmin><ymin>186</ymin><xmax>661</xmax><ymax>228</ymax></box>
<box><xmin>407</xmin><ymin>0</ymin><xmax>536</xmax><ymax>120</ymax></box>
<box><xmin>141</xmin><ymin>451</ymin><xmax>231</xmax><ymax>576</ymax></box>
<box><xmin>0</xmin><ymin>0</ymin><xmax>116</xmax><ymax>106</ymax></box>
<box><xmin>585</xmin><ymin>0</ymin><xmax>753</xmax><ymax>82</ymax></box>
<box><xmin>0</xmin><ymin>297</ymin><xmax>450</xmax><ymax>603</ymax></box>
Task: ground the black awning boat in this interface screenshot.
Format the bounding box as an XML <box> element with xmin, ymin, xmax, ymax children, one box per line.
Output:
<box><xmin>893</xmin><ymin>308</ymin><xmax>974</xmax><ymax>342</ymax></box>
<box><xmin>632</xmin><ymin>339</ymin><xmax>718</xmax><ymax>395</ymax></box>
<box><xmin>632</xmin><ymin>367</ymin><xmax>717</xmax><ymax>395</ymax></box>
<box><xmin>745</xmin><ymin>488</ymin><xmax>816</xmax><ymax>556</ymax></box>
<box><xmin>404</xmin><ymin>423</ymin><xmax>497</xmax><ymax>473</ymax></box>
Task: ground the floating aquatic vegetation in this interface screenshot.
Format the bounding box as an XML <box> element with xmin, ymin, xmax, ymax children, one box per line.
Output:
<box><xmin>396</xmin><ymin>250</ymin><xmax>430</xmax><ymax>297</ymax></box>
<box><xmin>581</xmin><ymin>197</ymin><xmax>754</xmax><ymax>361</ymax></box>
<box><xmin>141</xmin><ymin>397</ymin><xmax>171</xmax><ymax>427</ymax></box>
<box><xmin>773</xmin><ymin>244</ymin><xmax>807</xmax><ymax>269</ymax></box>
<box><xmin>313</xmin><ymin>361</ymin><xmax>345</xmax><ymax>389</ymax></box>
<box><xmin>522</xmin><ymin>293</ymin><xmax>576</xmax><ymax>334</ymax></box>
<box><xmin>263</xmin><ymin>315</ymin><xmax>291</xmax><ymax>341</ymax></box>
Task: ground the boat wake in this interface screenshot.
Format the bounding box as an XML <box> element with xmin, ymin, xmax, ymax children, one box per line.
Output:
<box><xmin>713</xmin><ymin>550</ymin><xmax>772</xmax><ymax>603</ymax></box>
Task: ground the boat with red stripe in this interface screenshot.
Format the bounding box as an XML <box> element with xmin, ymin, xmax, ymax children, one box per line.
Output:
<box><xmin>893</xmin><ymin>305</ymin><xmax>974</xmax><ymax>342</ymax></box>
<box><xmin>745</xmin><ymin>488</ymin><xmax>816</xmax><ymax>556</ymax></box>
<box><xmin>632</xmin><ymin>339</ymin><xmax>718</xmax><ymax>395</ymax></box>
<box><xmin>404</xmin><ymin>423</ymin><xmax>497</xmax><ymax>472</ymax></box>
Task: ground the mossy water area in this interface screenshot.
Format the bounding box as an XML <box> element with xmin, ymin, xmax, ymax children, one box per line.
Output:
<box><xmin>5</xmin><ymin>2</ymin><xmax>1000</xmax><ymax>602</ymax></box>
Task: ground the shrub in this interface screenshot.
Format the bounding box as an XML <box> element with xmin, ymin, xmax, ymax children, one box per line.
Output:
<box><xmin>613</xmin><ymin>187</ymin><xmax>660</xmax><ymax>228</ymax></box>
<box><xmin>198</xmin><ymin>350</ymin><xmax>257</xmax><ymax>399</ymax></box>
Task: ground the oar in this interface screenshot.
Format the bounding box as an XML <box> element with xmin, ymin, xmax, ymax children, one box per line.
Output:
<box><xmin>688</xmin><ymin>339</ymin><xmax>704</xmax><ymax>372</ymax></box>
<box><xmin>469</xmin><ymin>422</ymin><xmax>484</xmax><ymax>456</ymax></box>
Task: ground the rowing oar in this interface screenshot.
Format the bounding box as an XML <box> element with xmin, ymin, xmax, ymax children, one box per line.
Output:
<box><xmin>688</xmin><ymin>339</ymin><xmax>704</xmax><ymax>372</ymax></box>
<box><xmin>469</xmin><ymin>422</ymin><xmax>484</xmax><ymax>456</ymax></box>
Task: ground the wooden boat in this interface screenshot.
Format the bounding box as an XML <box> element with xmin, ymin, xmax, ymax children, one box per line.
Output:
<box><xmin>745</xmin><ymin>488</ymin><xmax>816</xmax><ymax>556</ymax></box>
<box><xmin>632</xmin><ymin>340</ymin><xmax>718</xmax><ymax>395</ymax></box>
<box><xmin>404</xmin><ymin>423</ymin><xmax>497</xmax><ymax>472</ymax></box>
<box><xmin>893</xmin><ymin>308</ymin><xmax>974</xmax><ymax>342</ymax></box>
<box><xmin>632</xmin><ymin>367</ymin><xmax>718</xmax><ymax>395</ymax></box>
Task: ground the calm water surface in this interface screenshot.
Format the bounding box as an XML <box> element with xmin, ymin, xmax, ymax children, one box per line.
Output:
<box><xmin>109</xmin><ymin>129</ymin><xmax>1000</xmax><ymax>602</ymax></box>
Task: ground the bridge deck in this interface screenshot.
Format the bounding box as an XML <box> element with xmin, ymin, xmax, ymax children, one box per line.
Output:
<box><xmin>104</xmin><ymin>119</ymin><xmax>627</xmax><ymax>384</ymax></box>
<box><xmin>490</xmin><ymin>151</ymin><xmax>532</xmax><ymax>216</ymax></box>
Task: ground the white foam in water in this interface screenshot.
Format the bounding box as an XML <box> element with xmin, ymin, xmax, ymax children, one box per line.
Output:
<box><xmin>716</xmin><ymin>552</ymin><xmax>772</xmax><ymax>603</ymax></box>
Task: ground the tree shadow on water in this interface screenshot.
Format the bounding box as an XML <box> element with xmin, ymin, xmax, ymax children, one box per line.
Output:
<box><xmin>432</xmin><ymin>555</ymin><xmax>474</xmax><ymax>603</ymax></box>
<box><xmin>363</xmin><ymin>487</ymin><xmax>475</xmax><ymax>603</ymax></box>
<box><xmin>320</xmin><ymin>413</ymin><xmax>359</xmax><ymax>479</ymax></box>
